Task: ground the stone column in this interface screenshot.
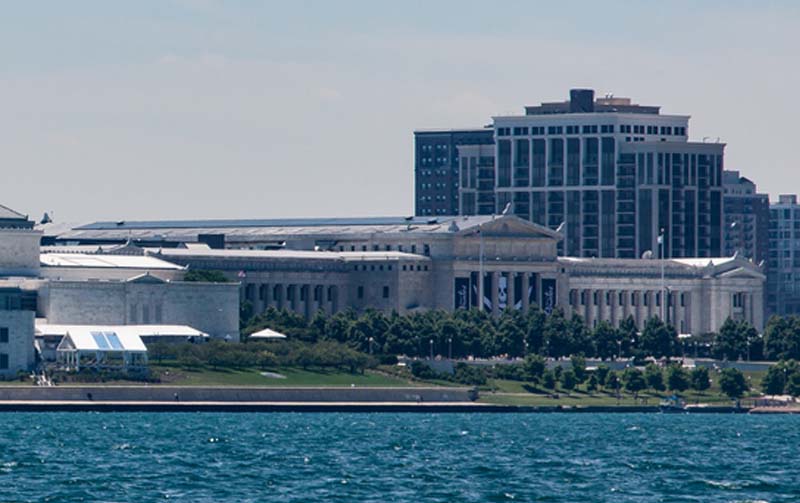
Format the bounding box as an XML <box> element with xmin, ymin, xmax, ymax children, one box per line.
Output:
<box><xmin>507</xmin><ymin>272</ymin><xmax>516</xmax><ymax>311</ymax></box>
<box><xmin>304</xmin><ymin>284</ymin><xmax>312</xmax><ymax>319</ymax></box>
<box><xmin>491</xmin><ymin>271</ymin><xmax>500</xmax><ymax>317</ymax></box>
<box><xmin>521</xmin><ymin>273</ymin><xmax>530</xmax><ymax>313</ymax></box>
<box><xmin>264</xmin><ymin>283</ymin><xmax>273</xmax><ymax>309</ymax></box>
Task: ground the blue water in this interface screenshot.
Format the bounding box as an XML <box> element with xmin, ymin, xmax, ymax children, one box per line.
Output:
<box><xmin>1</xmin><ymin>413</ymin><xmax>797</xmax><ymax>502</ymax></box>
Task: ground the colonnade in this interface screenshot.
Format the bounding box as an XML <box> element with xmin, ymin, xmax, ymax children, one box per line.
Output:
<box><xmin>569</xmin><ymin>287</ymin><xmax>692</xmax><ymax>332</ymax></box>
<box><xmin>243</xmin><ymin>282</ymin><xmax>340</xmax><ymax>319</ymax></box>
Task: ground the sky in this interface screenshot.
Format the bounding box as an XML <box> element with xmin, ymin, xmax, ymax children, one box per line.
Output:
<box><xmin>2</xmin><ymin>0</ymin><xmax>799</xmax><ymax>223</ymax></box>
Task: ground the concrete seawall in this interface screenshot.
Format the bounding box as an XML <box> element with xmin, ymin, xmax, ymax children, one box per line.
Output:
<box><xmin>0</xmin><ymin>386</ymin><xmax>474</xmax><ymax>403</ymax></box>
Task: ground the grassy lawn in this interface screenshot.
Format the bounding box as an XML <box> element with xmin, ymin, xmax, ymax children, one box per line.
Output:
<box><xmin>478</xmin><ymin>373</ymin><xmax>764</xmax><ymax>407</ymax></box>
<box><xmin>150</xmin><ymin>365</ymin><xmax>416</xmax><ymax>387</ymax></box>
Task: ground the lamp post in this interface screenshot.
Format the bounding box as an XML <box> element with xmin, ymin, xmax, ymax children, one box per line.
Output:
<box><xmin>448</xmin><ymin>337</ymin><xmax>453</xmax><ymax>360</ymax></box>
<box><xmin>368</xmin><ymin>336</ymin><xmax>374</xmax><ymax>355</ymax></box>
<box><xmin>429</xmin><ymin>339</ymin><xmax>434</xmax><ymax>360</ymax></box>
<box><xmin>478</xmin><ymin>225</ymin><xmax>485</xmax><ymax>312</ymax></box>
<box><xmin>659</xmin><ymin>228</ymin><xmax>666</xmax><ymax>323</ymax></box>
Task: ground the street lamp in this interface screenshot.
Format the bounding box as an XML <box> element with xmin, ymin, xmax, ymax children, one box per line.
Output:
<box><xmin>368</xmin><ymin>336</ymin><xmax>374</xmax><ymax>355</ymax></box>
<box><xmin>659</xmin><ymin>227</ymin><xmax>666</xmax><ymax>323</ymax></box>
<box><xmin>429</xmin><ymin>339</ymin><xmax>434</xmax><ymax>360</ymax></box>
<box><xmin>448</xmin><ymin>337</ymin><xmax>453</xmax><ymax>360</ymax></box>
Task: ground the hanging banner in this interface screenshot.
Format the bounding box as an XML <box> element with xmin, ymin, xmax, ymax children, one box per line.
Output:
<box><xmin>514</xmin><ymin>273</ymin><xmax>523</xmax><ymax>310</ymax></box>
<box><xmin>483</xmin><ymin>273</ymin><xmax>493</xmax><ymax>311</ymax></box>
<box><xmin>498</xmin><ymin>274</ymin><xmax>509</xmax><ymax>310</ymax></box>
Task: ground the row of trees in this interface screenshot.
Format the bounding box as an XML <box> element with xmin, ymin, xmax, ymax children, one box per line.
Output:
<box><xmin>407</xmin><ymin>352</ymin><xmax>752</xmax><ymax>400</ymax></box>
<box><xmin>149</xmin><ymin>340</ymin><xmax>376</xmax><ymax>374</ymax></box>
<box><xmin>243</xmin><ymin>306</ymin><xmax>748</xmax><ymax>360</ymax></box>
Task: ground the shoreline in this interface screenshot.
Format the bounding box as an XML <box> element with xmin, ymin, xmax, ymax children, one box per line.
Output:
<box><xmin>0</xmin><ymin>400</ymin><xmax>764</xmax><ymax>413</ymax></box>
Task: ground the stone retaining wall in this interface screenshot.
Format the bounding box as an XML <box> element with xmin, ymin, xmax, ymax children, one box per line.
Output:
<box><xmin>0</xmin><ymin>386</ymin><xmax>474</xmax><ymax>403</ymax></box>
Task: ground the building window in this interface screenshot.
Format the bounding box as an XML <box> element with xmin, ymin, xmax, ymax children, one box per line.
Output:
<box><xmin>680</xmin><ymin>293</ymin><xmax>686</xmax><ymax>307</ymax></box>
<box><xmin>0</xmin><ymin>328</ymin><xmax>7</xmax><ymax>343</ymax></box>
<box><xmin>402</xmin><ymin>265</ymin><xmax>407</xmax><ymax>271</ymax></box>
<box><xmin>593</xmin><ymin>292</ymin><xmax>599</xmax><ymax>306</ymax></box>
<box><xmin>0</xmin><ymin>353</ymin><xmax>7</xmax><ymax>369</ymax></box>
<box><xmin>357</xmin><ymin>286</ymin><xmax>364</xmax><ymax>299</ymax></box>
<box><xmin>618</xmin><ymin>292</ymin><xmax>625</xmax><ymax>306</ymax></box>
<box><xmin>383</xmin><ymin>286</ymin><xmax>390</xmax><ymax>299</ymax></box>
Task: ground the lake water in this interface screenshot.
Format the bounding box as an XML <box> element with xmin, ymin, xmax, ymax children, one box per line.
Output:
<box><xmin>1</xmin><ymin>412</ymin><xmax>797</xmax><ymax>502</ymax></box>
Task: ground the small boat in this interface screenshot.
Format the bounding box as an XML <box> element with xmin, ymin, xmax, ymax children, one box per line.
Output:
<box><xmin>659</xmin><ymin>395</ymin><xmax>687</xmax><ymax>413</ymax></box>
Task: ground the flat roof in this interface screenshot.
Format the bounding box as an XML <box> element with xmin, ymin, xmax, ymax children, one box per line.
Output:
<box><xmin>40</xmin><ymin>253</ymin><xmax>185</xmax><ymax>270</ymax></box>
<box><xmin>152</xmin><ymin>248</ymin><xmax>429</xmax><ymax>262</ymax></box>
<box><xmin>74</xmin><ymin>215</ymin><xmax>487</xmax><ymax>231</ymax></box>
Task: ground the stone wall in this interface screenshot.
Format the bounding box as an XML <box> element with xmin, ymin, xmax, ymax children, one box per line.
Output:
<box><xmin>0</xmin><ymin>310</ymin><xmax>35</xmax><ymax>377</ymax></box>
<box><xmin>0</xmin><ymin>229</ymin><xmax>40</xmax><ymax>276</ymax></box>
<box><xmin>40</xmin><ymin>280</ymin><xmax>240</xmax><ymax>340</ymax></box>
<box><xmin>0</xmin><ymin>386</ymin><xmax>473</xmax><ymax>402</ymax></box>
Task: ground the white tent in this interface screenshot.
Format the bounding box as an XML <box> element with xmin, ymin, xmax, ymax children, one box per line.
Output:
<box><xmin>248</xmin><ymin>328</ymin><xmax>288</xmax><ymax>340</ymax></box>
<box><xmin>56</xmin><ymin>327</ymin><xmax>148</xmax><ymax>371</ymax></box>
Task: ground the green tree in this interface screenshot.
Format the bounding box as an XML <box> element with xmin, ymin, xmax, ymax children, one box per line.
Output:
<box><xmin>542</xmin><ymin>370</ymin><xmax>556</xmax><ymax>390</ymax></box>
<box><xmin>713</xmin><ymin>318</ymin><xmax>756</xmax><ymax>361</ymax></box>
<box><xmin>690</xmin><ymin>366</ymin><xmax>711</xmax><ymax>393</ymax></box>
<box><xmin>543</xmin><ymin>309</ymin><xmax>571</xmax><ymax>358</ymax></box>
<box><xmin>761</xmin><ymin>365</ymin><xmax>787</xmax><ymax>395</ymax></box>
<box><xmin>593</xmin><ymin>321</ymin><xmax>620</xmax><ymax>361</ymax></box>
<box><xmin>786</xmin><ymin>373</ymin><xmax>800</xmax><ymax>397</ymax></box>
<box><xmin>618</xmin><ymin>316</ymin><xmax>640</xmax><ymax>357</ymax></box>
<box><xmin>640</xmin><ymin>317</ymin><xmax>679</xmax><ymax>359</ymax></box>
<box><xmin>183</xmin><ymin>269</ymin><xmax>230</xmax><ymax>283</ymax></box>
<box><xmin>596</xmin><ymin>364</ymin><xmax>610</xmax><ymax>388</ymax></box>
<box><xmin>622</xmin><ymin>367</ymin><xmax>646</xmax><ymax>398</ymax></box>
<box><xmin>666</xmin><ymin>364</ymin><xmax>690</xmax><ymax>392</ymax></box>
<box><xmin>587</xmin><ymin>373</ymin><xmax>598</xmax><ymax>393</ymax></box>
<box><xmin>570</xmin><ymin>354</ymin><xmax>587</xmax><ymax>383</ymax></box>
<box><xmin>523</xmin><ymin>354</ymin><xmax>546</xmax><ymax>383</ymax></box>
<box><xmin>560</xmin><ymin>369</ymin><xmax>577</xmax><ymax>394</ymax></box>
<box><xmin>644</xmin><ymin>363</ymin><xmax>666</xmax><ymax>391</ymax></box>
<box><xmin>605</xmin><ymin>370</ymin><xmax>620</xmax><ymax>391</ymax></box>
<box><xmin>718</xmin><ymin>368</ymin><xmax>749</xmax><ymax>400</ymax></box>
<box><xmin>763</xmin><ymin>316</ymin><xmax>800</xmax><ymax>361</ymax></box>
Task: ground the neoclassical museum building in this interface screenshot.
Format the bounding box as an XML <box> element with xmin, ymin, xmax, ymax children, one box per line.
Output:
<box><xmin>45</xmin><ymin>214</ymin><xmax>766</xmax><ymax>335</ymax></box>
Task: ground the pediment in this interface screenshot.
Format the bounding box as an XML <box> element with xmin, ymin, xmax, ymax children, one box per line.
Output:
<box><xmin>717</xmin><ymin>266</ymin><xmax>766</xmax><ymax>281</ymax></box>
<box><xmin>458</xmin><ymin>215</ymin><xmax>561</xmax><ymax>241</ymax></box>
<box><xmin>126</xmin><ymin>273</ymin><xmax>166</xmax><ymax>284</ymax></box>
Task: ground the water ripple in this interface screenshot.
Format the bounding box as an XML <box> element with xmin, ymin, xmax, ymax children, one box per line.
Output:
<box><xmin>1</xmin><ymin>412</ymin><xmax>799</xmax><ymax>502</ymax></box>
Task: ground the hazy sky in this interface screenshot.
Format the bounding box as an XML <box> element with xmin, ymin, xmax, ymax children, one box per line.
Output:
<box><xmin>3</xmin><ymin>1</ymin><xmax>799</xmax><ymax>223</ymax></box>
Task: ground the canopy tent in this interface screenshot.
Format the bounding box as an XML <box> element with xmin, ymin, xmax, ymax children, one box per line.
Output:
<box><xmin>248</xmin><ymin>328</ymin><xmax>287</xmax><ymax>340</ymax></box>
<box><xmin>56</xmin><ymin>327</ymin><xmax>148</xmax><ymax>371</ymax></box>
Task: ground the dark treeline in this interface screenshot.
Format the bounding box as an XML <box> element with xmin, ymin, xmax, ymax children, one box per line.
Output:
<box><xmin>149</xmin><ymin>339</ymin><xmax>376</xmax><ymax>374</ymax></box>
<box><xmin>243</xmin><ymin>307</ymin><xmax>682</xmax><ymax>360</ymax></box>
<box><xmin>242</xmin><ymin>306</ymin><xmax>800</xmax><ymax>362</ymax></box>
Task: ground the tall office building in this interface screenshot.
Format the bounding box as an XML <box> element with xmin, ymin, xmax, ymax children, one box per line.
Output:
<box><xmin>425</xmin><ymin>89</ymin><xmax>726</xmax><ymax>258</ymax></box>
<box><xmin>722</xmin><ymin>170</ymin><xmax>769</xmax><ymax>263</ymax></box>
<box><xmin>414</xmin><ymin>128</ymin><xmax>494</xmax><ymax>217</ymax></box>
<box><xmin>767</xmin><ymin>194</ymin><xmax>800</xmax><ymax>316</ymax></box>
